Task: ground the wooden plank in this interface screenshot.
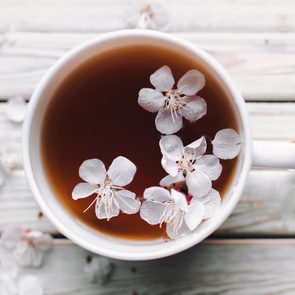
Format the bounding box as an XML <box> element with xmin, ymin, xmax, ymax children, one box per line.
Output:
<box><xmin>1</xmin><ymin>32</ymin><xmax>295</xmax><ymax>100</ymax></box>
<box><xmin>0</xmin><ymin>170</ymin><xmax>53</xmax><ymax>233</ymax></box>
<box><xmin>219</xmin><ymin>170</ymin><xmax>295</xmax><ymax>236</ymax></box>
<box><xmin>247</xmin><ymin>103</ymin><xmax>295</xmax><ymax>141</ymax></box>
<box><xmin>2</xmin><ymin>239</ymin><xmax>295</xmax><ymax>294</ymax></box>
<box><xmin>1</xmin><ymin>102</ymin><xmax>295</xmax><ymax>235</ymax></box>
<box><xmin>1</xmin><ymin>0</ymin><xmax>295</xmax><ymax>33</ymax></box>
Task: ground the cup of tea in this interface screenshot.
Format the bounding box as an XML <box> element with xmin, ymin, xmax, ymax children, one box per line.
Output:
<box><xmin>23</xmin><ymin>30</ymin><xmax>295</xmax><ymax>260</ymax></box>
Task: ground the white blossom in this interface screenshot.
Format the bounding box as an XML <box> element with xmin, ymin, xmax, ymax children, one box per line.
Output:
<box><xmin>84</xmin><ymin>255</ymin><xmax>113</xmax><ymax>284</ymax></box>
<box><xmin>5</xmin><ymin>97</ymin><xmax>27</xmax><ymax>123</ymax></box>
<box><xmin>72</xmin><ymin>157</ymin><xmax>140</xmax><ymax>220</ymax></box>
<box><xmin>0</xmin><ymin>263</ymin><xmax>43</xmax><ymax>295</ymax></box>
<box><xmin>1</xmin><ymin>226</ymin><xmax>52</xmax><ymax>267</ymax></box>
<box><xmin>212</xmin><ymin>128</ymin><xmax>241</xmax><ymax>159</ymax></box>
<box><xmin>0</xmin><ymin>263</ymin><xmax>18</xmax><ymax>295</ymax></box>
<box><xmin>198</xmin><ymin>189</ymin><xmax>222</xmax><ymax>219</ymax></box>
<box><xmin>140</xmin><ymin>187</ymin><xmax>205</xmax><ymax>239</ymax></box>
<box><xmin>159</xmin><ymin>176</ymin><xmax>222</xmax><ymax>221</ymax></box>
<box><xmin>159</xmin><ymin>135</ymin><xmax>222</xmax><ymax>197</ymax></box>
<box><xmin>125</xmin><ymin>0</ymin><xmax>170</xmax><ymax>31</ymax></box>
<box><xmin>138</xmin><ymin>66</ymin><xmax>207</xmax><ymax>134</ymax></box>
<box><xmin>0</xmin><ymin>137</ymin><xmax>22</xmax><ymax>173</ymax></box>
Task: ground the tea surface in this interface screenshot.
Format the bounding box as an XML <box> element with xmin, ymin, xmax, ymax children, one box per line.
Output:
<box><xmin>41</xmin><ymin>44</ymin><xmax>239</xmax><ymax>240</ymax></box>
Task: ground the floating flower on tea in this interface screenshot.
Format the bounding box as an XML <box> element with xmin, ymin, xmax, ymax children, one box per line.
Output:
<box><xmin>1</xmin><ymin>226</ymin><xmax>53</xmax><ymax>267</ymax></box>
<box><xmin>195</xmin><ymin>188</ymin><xmax>221</xmax><ymax>219</ymax></box>
<box><xmin>159</xmin><ymin>175</ymin><xmax>222</xmax><ymax>220</ymax></box>
<box><xmin>126</xmin><ymin>0</ymin><xmax>170</xmax><ymax>31</ymax></box>
<box><xmin>72</xmin><ymin>157</ymin><xmax>141</xmax><ymax>220</ymax></box>
<box><xmin>0</xmin><ymin>263</ymin><xmax>43</xmax><ymax>295</ymax></box>
<box><xmin>138</xmin><ymin>66</ymin><xmax>207</xmax><ymax>134</ymax></box>
<box><xmin>212</xmin><ymin>128</ymin><xmax>241</xmax><ymax>160</ymax></box>
<box><xmin>140</xmin><ymin>187</ymin><xmax>205</xmax><ymax>239</ymax></box>
<box><xmin>159</xmin><ymin>135</ymin><xmax>222</xmax><ymax>197</ymax></box>
<box><xmin>159</xmin><ymin>172</ymin><xmax>186</xmax><ymax>188</ymax></box>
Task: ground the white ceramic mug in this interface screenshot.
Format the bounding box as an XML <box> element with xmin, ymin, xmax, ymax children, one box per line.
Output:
<box><xmin>23</xmin><ymin>30</ymin><xmax>295</xmax><ymax>261</ymax></box>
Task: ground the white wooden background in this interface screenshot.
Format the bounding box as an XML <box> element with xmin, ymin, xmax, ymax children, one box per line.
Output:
<box><xmin>1</xmin><ymin>0</ymin><xmax>295</xmax><ymax>294</ymax></box>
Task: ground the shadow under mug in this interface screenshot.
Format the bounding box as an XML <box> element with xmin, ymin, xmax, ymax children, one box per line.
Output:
<box><xmin>23</xmin><ymin>30</ymin><xmax>295</xmax><ymax>261</ymax></box>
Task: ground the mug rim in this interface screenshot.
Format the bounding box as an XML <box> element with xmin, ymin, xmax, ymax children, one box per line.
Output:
<box><xmin>23</xmin><ymin>29</ymin><xmax>252</xmax><ymax>260</ymax></box>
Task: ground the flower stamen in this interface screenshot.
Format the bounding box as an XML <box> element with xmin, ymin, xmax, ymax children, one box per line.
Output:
<box><xmin>83</xmin><ymin>196</ymin><xmax>98</xmax><ymax>213</ymax></box>
<box><xmin>164</xmin><ymin>90</ymin><xmax>185</xmax><ymax>113</ymax></box>
<box><xmin>158</xmin><ymin>202</ymin><xmax>185</xmax><ymax>234</ymax></box>
<box><xmin>177</xmin><ymin>154</ymin><xmax>195</xmax><ymax>175</ymax></box>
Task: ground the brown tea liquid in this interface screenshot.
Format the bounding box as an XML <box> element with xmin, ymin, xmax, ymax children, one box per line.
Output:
<box><xmin>41</xmin><ymin>44</ymin><xmax>239</xmax><ymax>240</ymax></box>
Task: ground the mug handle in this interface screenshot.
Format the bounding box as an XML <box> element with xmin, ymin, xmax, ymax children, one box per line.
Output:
<box><xmin>253</xmin><ymin>140</ymin><xmax>295</xmax><ymax>168</ymax></box>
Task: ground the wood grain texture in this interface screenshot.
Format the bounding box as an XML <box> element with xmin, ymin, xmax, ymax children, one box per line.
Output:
<box><xmin>1</xmin><ymin>0</ymin><xmax>295</xmax><ymax>33</ymax></box>
<box><xmin>1</xmin><ymin>32</ymin><xmax>295</xmax><ymax>100</ymax></box>
<box><xmin>2</xmin><ymin>239</ymin><xmax>295</xmax><ymax>295</ymax></box>
<box><xmin>1</xmin><ymin>102</ymin><xmax>295</xmax><ymax>235</ymax></box>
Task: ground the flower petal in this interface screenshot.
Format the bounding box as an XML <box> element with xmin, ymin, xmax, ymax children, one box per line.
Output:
<box><xmin>159</xmin><ymin>173</ymin><xmax>185</xmax><ymax>188</ymax></box>
<box><xmin>212</xmin><ymin>128</ymin><xmax>241</xmax><ymax>160</ymax></box>
<box><xmin>125</xmin><ymin>0</ymin><xmax>171</xmax><ymax>31</ymax></box>
<box><xmin>166</xmin><ymin>219</ymin><xmax>190</xmax><ymax>239</ymax></box>
<box><xmin>186</xmin><ymin>170</ymin><xmax>212</xmax><ymax>197</ymax></box>
<box><xmin>14</xmin><ymin>241</ymin><xmax>43</xmax><ymax>267</ymax></box>
<box><xmin>108</xmin><ymin>156</ymin><xmax>136</xmax><ymax>186</ymax></box>
<box><xmin>138</xmin><ymin>88</ymin><xmax>165</xmax><ymax>112</ymax></box>
<box><xmin>114</xmin><ymin>190</ymin><xmax>141</xmax><ymax>214</ymax></box>
<box><xmin>0</xmin><ymin>263</ymin><xmax>19</xmax><ymax>295</ymax></box>
<box><xmin>83</xmin><ymin>255</ymin><xmax>113</xmax><ymax>284</ymax></box>
<box><xmin>184</xmin><ymin>136</ymin><xmax>207</xmax><ymax>161</ymax></box>
<box><xmin>195</xmin><ymin>155</ymin><xmax>222</xmax><ymax>180</ymax></box>
<box><xmin>6</xmin><ymin>97</ymin><xmax>27</xmax><ymax>123</ymax></box>
<box><xmin>159</xmin><ymin>135</ymin><xmax>183</xmax><ymax>176</ymax></box>
<box><xmin>177</xmin><ymin>70</ymin><xmax>206</xmax><ymax>95</ymax></box>
<box><xmin>184</xmin><ymin>201</ymin><xmax>204</xmax><ymax>231</ymax></box>
<box><xmin>95</xmin><ymin>198</ymin><xmax>120</xmax><ymax>220</ymax></box>
<box><xmin>150</xmin><ymin>65</ymin><xmax>174</xmax><ymax>92</ymax></box>
<box><xmin>1</xmin><ymin>226</ymin><xmax>23</xmax><ymax>250</ymax></box>
<box><xmin>159</xmin><ymin>135</ymin><xmax>183</xmax><ymax>160</ymax></box>
<box><xmin>179</xmin><ymin>95</ymin><xmax>207</xmax><ymax>122</ymax></box>
<box><xmin>140</xmin><ymin>200</ymin><xmax>168</xmax><ymax>225</ymax></box>
<box><xmin>171</xmin><ymin>189</ymin><xmax>188</xmax><ymax>212</ymax></box>
<box><xmin>161</xmin><ymin>157</ymin><xmax>179</xmax><ymax>177</ymax></box>
<box><xmin>155</xmin><ymin>108</ymin><xmax>183</xmax><ymax>134</ymax></box>
<box><xmin>202</xmin><ymin>189</ymin><xmax>221</xmax><ymax>219</ymax></box>
<box><xmin>25</xmin><ymin>231</ymin><xmax>53</xmax><ymax>252</ymax></box>
<box><xmin>147</xmin><ymin>1</ymin><xmax>171</xmax><ymax>31</ymax></box>
<box><xmin>72</xmin><ymin>183</ymin><xmax>98</xmax><ymax>200</ymax></box>
<box><xmin>18</xmin><ymin>275</ymin><xmax>43</xmax><ymax>295</ymax></box>
<box><xmin>79</xmin><ymin>159</ymin><xmax>106</xmax><ymax>185</ymax></box>
<box><xmin>143</xmin><ymin>186</ymin><xmax>172</xmax><ymax>202</ymax></box>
